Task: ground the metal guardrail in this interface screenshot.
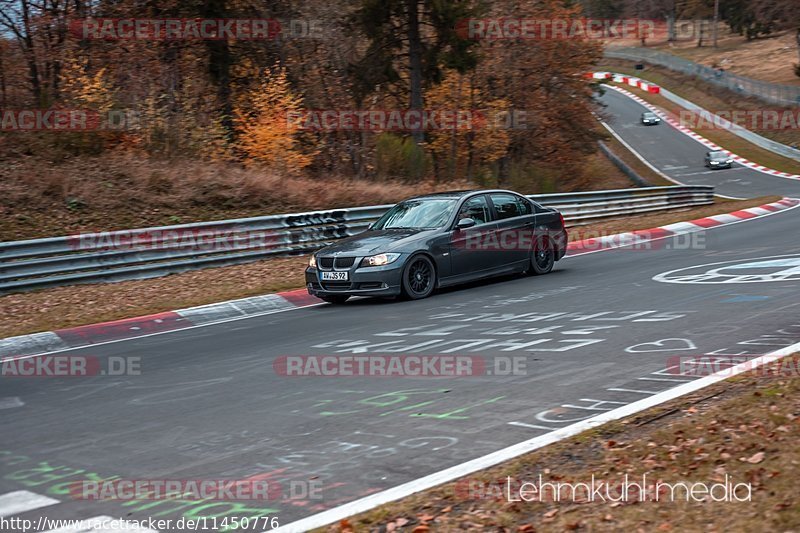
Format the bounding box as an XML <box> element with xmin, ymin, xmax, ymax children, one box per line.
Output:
<box><xmin>657</xmin><ymin>87</ymin><xmax>800</xmax><ymax>162</ymax></box>
<box><xmin>0</xmin><ymin>186</ymin><xmax>714</xmax><ymax>293</ymax></box>
<box><xmin>598</xmin><ymin>140</ymin><xmax>652</xmax><ymax>187</ymax></box>
<box><xmin>605</xmin><ymin>47</ymin><xmax>800</xmax><ymax>107</ymax></box>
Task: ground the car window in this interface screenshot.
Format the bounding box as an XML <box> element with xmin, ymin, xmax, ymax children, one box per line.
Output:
<box><xmin>489</xmin><ymin>193</ymin><xmax>523</xmax><ymax>220</ymax></box>
<box><xmin>458</xmin><ymin>195</ymin><xmax>492</xmax><ymax>225</ymax></box>
<box><xmin>516</xmin><ymin>196</ymin><xmax>532</xmax><ymax>216</ymax></box>
<box><xmin>371</xmin><ymin>198</ymin><xmax>457</xmax><ymax>230</ymax></box>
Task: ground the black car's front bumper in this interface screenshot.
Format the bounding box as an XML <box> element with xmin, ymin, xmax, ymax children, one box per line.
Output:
<box><xmin>306</xmin><ymin>259</ymin><xmax>404</xmax><ymax>298</ymax></box>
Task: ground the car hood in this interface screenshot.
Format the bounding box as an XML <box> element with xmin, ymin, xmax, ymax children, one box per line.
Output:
<box><xmin>318</xmin><ymin>228</ymin><xmax>431</xmax><ymax>256</ymax></box>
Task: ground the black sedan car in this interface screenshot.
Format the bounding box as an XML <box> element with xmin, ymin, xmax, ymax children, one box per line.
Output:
<box><xmin>704</xmin><ymin>150</ymin><xmax>734</xmax><ymax>169</ymax></box>
<box><xmin>641</xmin><ymin>112</ymin><xmax>661</xmax><ymax>125</ymax></box>
<box><xmin>306</xmin><ymin>190</ymin><xmax>568</xmax><ymax>303</ymax></box>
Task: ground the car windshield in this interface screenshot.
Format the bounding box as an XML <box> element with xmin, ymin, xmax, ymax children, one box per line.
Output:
<box><xmin>710</xmin><ymin>151</ymin><xmax>728</xmax><ymax>158</ymax></box>
<box><xmin>371</xmin><ymin>198</ymin><xmax>457</xmax><ymax>230</ymax></box>
<box><xmin>643</xmin><ymin>113</ymin><xmax>656</xmax><ymax>118</ymax></box>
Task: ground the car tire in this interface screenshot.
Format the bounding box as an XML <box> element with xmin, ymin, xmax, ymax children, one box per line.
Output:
<box><xmin>321</xmin><ymin>295</ymin><xmax>349</xmax><ymax>304</ymax></box>
<box><xmin>401</xmin><ymin>255</ymin><xmax>436</xmax><ymax>300</ymax></box>
<box><xmin>530</xmin><ymin>237</ymin><xmax>555</xmax><ymax>275</ymax></box>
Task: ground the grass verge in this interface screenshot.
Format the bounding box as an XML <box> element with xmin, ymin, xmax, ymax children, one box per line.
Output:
<box><xmin>599</xmin><ymin>133</ymin><xmax>673</xmax><ymax>186</ymax></box>
<box><xmin>648</xmin><ymin>30</ymin><xmax>800</xmax><ymax>87</ymax></box>
<box><xmin>330</xmin><ymin>353</ymin><xmax>800</xmax><ymax>532</ymax></box>
<box><xmin>0</xmin><ymin>149</ymin><xmax>634</xmax><ymax>242</ymax></box>
<box><xmin>0</xmin><ymin>195</ymin><xmax>780</xmax><ymax>340</ymax></box>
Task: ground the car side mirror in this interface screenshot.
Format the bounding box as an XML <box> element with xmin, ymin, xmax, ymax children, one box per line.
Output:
<box><xmin>456</xmin><ymin>218</ymin><xmax>476</xmax><ymax>230</ymax></box>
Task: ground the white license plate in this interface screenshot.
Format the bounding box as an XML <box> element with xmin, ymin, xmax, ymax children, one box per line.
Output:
<box><xmin>321</xmin><ymin>271</ymin><xmax>349</xmax><ymax>281</ymax></box>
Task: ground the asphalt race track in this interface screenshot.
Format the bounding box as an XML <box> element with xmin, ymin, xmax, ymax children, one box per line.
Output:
<box><xmin>2</xmin><ymin>93</ymin><xmax>800</xmax><ymax>532</ymax></box>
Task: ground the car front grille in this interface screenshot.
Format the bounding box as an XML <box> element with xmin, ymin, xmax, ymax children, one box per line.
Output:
<box><xmin>334</xmin><ymin>257</ymin><xmax>355</xmax><ymax>269</ymax></box>
<box><xmin>318</xmin><ymin>256</ymin><xmax>356</xmax><ymax>270</ymax></box>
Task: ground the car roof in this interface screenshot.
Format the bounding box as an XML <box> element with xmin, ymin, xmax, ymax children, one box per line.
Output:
<box><xmin>408</xmin><ymin>189</ymin><xmax>527</xmax><ymax>201</ymax></box>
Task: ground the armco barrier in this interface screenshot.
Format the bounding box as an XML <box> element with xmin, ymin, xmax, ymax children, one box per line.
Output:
<box><xmin>604</xmin><ymin>47</ymin><xmax>800</xmax><ymax>107</ymax></box>
<box><xmin>0</xmin><ymin>186</ymin><xmax>714</xmax><ymax>293</ymax></box>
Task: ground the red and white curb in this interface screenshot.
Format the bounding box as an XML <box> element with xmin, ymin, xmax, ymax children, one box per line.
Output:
<box><xmin>0</xmin><ymin>289</ymin><xmax>321</xmax><ymax>359</ymax></box>
<box><xmin>566</xmin><ymin>197</ymin><xmax>800</xmax><ymax>254</ymax></box>
<box><xmin>600</xmin><ymin>77</ymin><xmax>800</xmax><ymax>181</ymax></box>
<box><xmin>2</xmin><ymin>197</ymin><xmax>798</xmax><ymax>360</ymax></box>
<box><xmin>588</xmin><ymin>70</ymin><xmax>662</xmax><ymax>94</ymax></box>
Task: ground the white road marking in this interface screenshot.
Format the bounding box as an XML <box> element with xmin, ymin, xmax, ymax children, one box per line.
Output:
<box><xmin>607</xmin><ymin>387</ymin><xmax>658</xmax><ymax>395</ymax></box>
<box><xmin>0</xmin><ymin>490</ymin><xmax>59</xmax><ymax>517</ymax></box>
<box><xmin>637</xmin><ymin>376</ymin><xmax>693</xmax><ymax>383</ymax></box>
<box><xmin>42</xmin><ymin>515</ymin><xmax>160</xmax><ymax>533</ymax></box>
<box><xmin>0</xmin><ymin>397</ymin><xmax>24</xmax><ymax>409</ymax></box>
<box><xmin>507</xmin><ymin>421</ymin><xmax>559</xmax><ymax>431</ymax></box>
<box><xmin>625</xmin><ymin>338</ymin><xmax>697</xmax><ymax>353</ymax></box>
<box><xmin>654</xmin><ymin>254</ymin><xmax>800</xmax><ymax>285</ymax></box>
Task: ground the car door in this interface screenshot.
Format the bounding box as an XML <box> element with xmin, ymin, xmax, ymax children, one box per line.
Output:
<box><xmin>448</xmin><ymin>194</ymin><xmax>498</xmax><ymax>279</ymax></box>
<box><xmin>488</xmin><ymin>192</ymin><xmax>534</xmax><ymax>268</ymax></box>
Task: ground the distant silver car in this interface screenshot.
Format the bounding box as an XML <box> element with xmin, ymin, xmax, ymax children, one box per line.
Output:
<box><xmin>704</xmin><ymin>150</ymin><xmax>733</xmax><ymax>169</ymax></box>
<box><xmin>641</xmin><ymin>112</ymin><xmax>660</xmax><ymax>125</ymax></box>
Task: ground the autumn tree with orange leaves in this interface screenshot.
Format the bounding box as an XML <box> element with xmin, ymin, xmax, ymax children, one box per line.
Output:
<box><xmin>235</xmin><ymin>64</ymin><xmax>317</xmax><ymax>174</ymax></box>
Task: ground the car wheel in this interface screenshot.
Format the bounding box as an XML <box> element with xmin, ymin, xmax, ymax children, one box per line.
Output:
<box><xmin>530</xmin><ymin>238</ymin><xmax>555</xmax><ymax>275</ymax></box>
<box><xmin>401</xmin><ymin>255</ymin><xmax>436</xmax><ymax>300</ymax></box>
<box><xmin>321</xmin><ymin>295</ymin><xmax>349</xmax><ymax>304</ymax></box>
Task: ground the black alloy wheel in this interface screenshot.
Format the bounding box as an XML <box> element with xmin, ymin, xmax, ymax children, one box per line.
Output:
<box><xmin>402</xmin><ymin>255</ymin><xmax>436</xmax><ymax>299</ymax></box>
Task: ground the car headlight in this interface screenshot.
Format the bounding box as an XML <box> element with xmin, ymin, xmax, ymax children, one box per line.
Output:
<box><xmin>308</xmin><ymin>255</ymin><xmax>317</xmax><ymax>268</ymax></box>
<box><xmin>725</xmin><ymin>160</ymin><xmax>732</xmax><ymax>164</ymax></box>
<box><xmin>361</xmin><ymin>253</ymin><xmax>401</xmax><ymax>267</ymax></box>
<box><xmin>710</xmin><ymin>161</ymin><xmax>719</xmax><ymax>164</ymax></box>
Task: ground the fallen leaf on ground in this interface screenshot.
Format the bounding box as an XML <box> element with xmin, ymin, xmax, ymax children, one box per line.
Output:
<box><xmin>746</xmin><ymin>452</ymin><xmax>765</xmax><ymax>464</ymax></box>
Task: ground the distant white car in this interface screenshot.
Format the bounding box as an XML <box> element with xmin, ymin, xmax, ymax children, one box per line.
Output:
<box><xmin>641</xmin><ymin>112</ymin><xmax>660</xmax><ymax>125</ymax></box>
